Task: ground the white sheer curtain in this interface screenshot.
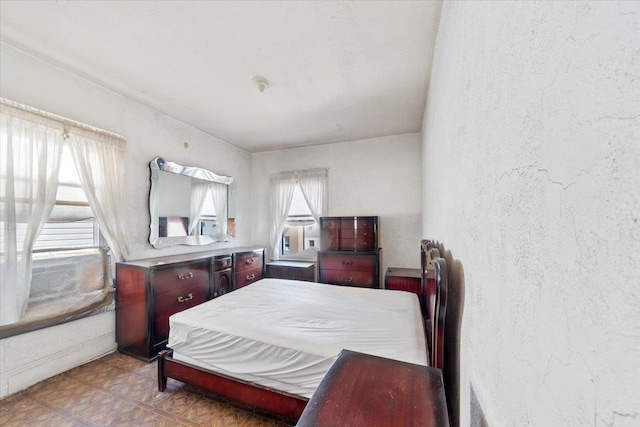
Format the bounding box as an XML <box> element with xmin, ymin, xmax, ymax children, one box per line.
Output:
<box><xmin>297</xmin><ymin>168</ymin><xmax>328</xmax><ymax>223</ymax></box>
<box><xmin>210</xmin><ymin>182</ymin><xmax>228</xmax><ymax>236</ymax></box>
<box><xmin>189</xmin><ymin>180</ymin><xmax>210</xmax><ymax>235</ymax></box>
<box><xmin>0</xmin><ymin>107</ymin><xmax>63</xmax><ymax>326</ymax></box>
<box><xmin>269</xmin><ymin>168</ymin><xmax>328</xmax><ymax>260</ymax></box>
<box><xmin>68</xmin><ymin>130</ymin><xmax>130</xmax><ymax>262</ymax></box>
<box><xmin>269</xmin><ymin>173</ymin><xmax>296</xmax><ymax>260</ymax></box>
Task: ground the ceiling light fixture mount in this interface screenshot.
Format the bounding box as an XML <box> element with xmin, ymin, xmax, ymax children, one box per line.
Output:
<box><xmin>253</xmin><ymin>76</ymin><xmax>269</xmax><ymax>93</ymax></box>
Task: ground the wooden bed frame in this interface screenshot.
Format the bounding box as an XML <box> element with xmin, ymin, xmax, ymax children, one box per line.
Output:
<box><xmin>158</xmin><ymin>240</ymin><xmax>449</xmax><ymax>422</ymax></box>
<box><xmin>422</xmin><ymin>239</ymin><xmax>448</xmax><ymax>370</ymax></box>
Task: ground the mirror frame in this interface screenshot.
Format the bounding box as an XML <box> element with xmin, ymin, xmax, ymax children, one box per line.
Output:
<box><xmin>149</xmin><ymin>157</ymin><xmax>234</xmax><ymax>248</ymax></box>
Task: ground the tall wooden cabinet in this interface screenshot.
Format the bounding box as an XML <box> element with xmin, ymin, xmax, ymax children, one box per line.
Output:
<box><xmin>116</xmin><ymin>247</ymin><xmax>264</xmax><ymax>362</ymax></box>
<box><xmin>318</xmin><ymin>216</ymin><xmax>381</xmax><ymax>288</ymax></box>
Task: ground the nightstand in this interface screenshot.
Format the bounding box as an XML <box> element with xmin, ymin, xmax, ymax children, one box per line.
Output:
<box><xmin>385</xmin><ymin>267</ymin><xmax>423</xmax><ymax>312</ymax></box>
<box><xmin>385</xmin><ymin>267</ymin><xmax>421</xmax><ymax>293</ymax></box>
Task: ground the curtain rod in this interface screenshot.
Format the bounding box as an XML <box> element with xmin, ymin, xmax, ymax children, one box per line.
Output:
<box><xmin>0</xmin><ymin>97</ymin><xmax>126</xmax><ymax>141</ymax></box>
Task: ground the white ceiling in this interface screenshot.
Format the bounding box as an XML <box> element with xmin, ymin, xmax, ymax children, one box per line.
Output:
<box><xmin>0</xmin><ymin>1</ymin><xmax>441</xmax><ymax>153</ymax></box>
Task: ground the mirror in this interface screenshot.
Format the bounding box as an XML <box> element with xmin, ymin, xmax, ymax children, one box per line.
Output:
<box><xmin>149</xmin><ymin>157</ymin><xmax>235</xmax><ymax>248</ymax></box>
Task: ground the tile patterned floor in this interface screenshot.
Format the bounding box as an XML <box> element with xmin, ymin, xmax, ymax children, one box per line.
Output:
<box><xmin>0</xmin><ymin>352</ymin><xmax>291</xmax><ymax>427</ymax></box>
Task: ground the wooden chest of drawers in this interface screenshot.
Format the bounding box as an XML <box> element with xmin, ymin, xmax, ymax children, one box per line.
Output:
<box><xmin>233</xmin><ymin>248</ymin><xmax>265</xmax><ymax>289</ymax></box>
<box><xmin>116</xmin><ymin>247</ymin><xmax>264</xmax><ymax>362</ymax></box>
<box><xmin>318</xmin><ymin>216</ymin><xmax>381</xmax><ymax>288</ymax></box>
<box><xmin>318</xmin><ymin>250</ymin><xmax>380</xmax><ymax>288</ymax></box>
<box><xmin>116</xmin><ymin>258</ymin><xmax>210</xmax><ymax>362</ymax></box>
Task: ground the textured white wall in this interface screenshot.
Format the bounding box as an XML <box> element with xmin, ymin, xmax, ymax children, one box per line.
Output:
<box><xmin>0</xmin><ymin>43</ymin><xmax>253</xmax><ymax>396</ymax></box>
<box><xmin>251</xmin><ymin>133</ymin><xmax>423</xmax><ymax>275</ymax></box>
<box><xmin>0</xmin><ymin>43</ymin><xmax>253</xmax><ymax>259</ymax></box>
<box><xmin>422</xmin><ymin>2</ymin><xmax>639</xmax><ymax>426</ymax></box>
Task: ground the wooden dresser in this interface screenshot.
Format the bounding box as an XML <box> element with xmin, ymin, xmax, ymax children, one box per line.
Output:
<box><xmin>116</xmin><ymin>247</ymin><xmax>264</xmax><ymax>362</ymax></box>
<box><xmin>317</xmin><ymin>216</ymin><xmax>381</xmax><ymax>288</ymax></box>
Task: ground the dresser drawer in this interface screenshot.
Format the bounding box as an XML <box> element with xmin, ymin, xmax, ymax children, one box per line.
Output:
<box><xmin>340</xmin><ymin>227</ymin><xmax>375</xmax><ymax>239</ymax></box>
<box><xmin>340</xmin><ymin>217</ymin><xmax>376</xmax><ymax>229</ymax></box>
<box><xmin>317</xmin><ymin>248</ymin><xmax>381</xmax><ymax>289</ymax></box>
<box><xmin>212</xmin><ymin>255</ymin><xmax>232</xmax><ymax>272</ymax></box>
<box><xmin>321</xmin><ymin>229</ymin><xmax>340</xmax><ymax>250</ymax></box>
<box><xmin>340</xmin><ymin>238</ymin><xmax>377</xmax><ymax>251</ymax></box>
<box><xmin>321</xmin><ymin>218</ymin><xmax>341</xmax><ymax>231</ymax></box>
<box><xmin>235</xmin><ymin>267</ymin><xmax>264</xmax><ymax>289</ymax></box>
<box><xmin>340</xmin><ymin>218</ymin><xmax>357</xmax><ymax>229</ymax></box>
<box><xmin>235</xmin><ymin>252</ymin><xmax>263</xmax><ymax>273</ymax></box>
<box><xmin>212</xmin><ymin>268</ymin><xmax>232</xmax><ymax>298</ymax></box>
<box><xmin>319</xmin><ymin>269</ymin><xmax>376</xmax><ymax>288</ymax></box>
<box><xmin>153</xmin><ymin>279</ymin><xmax>208</xmax><ymax>343</ymax></box>
<box><xmin>153</xmin><ymin>262</ymin><xmax>210</xmax><ymax>288</ymax></box>
<box><xmin>318</xmin><ymin>253</ymin><xmax>376</xmax><ymax>272</ymax></box>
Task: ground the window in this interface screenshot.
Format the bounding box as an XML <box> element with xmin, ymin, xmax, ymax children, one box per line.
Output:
<box><xmin>269</xmin><ymin>168</ymin><xmax>328</xmax><ymax>261</ymax></box>
<box><xmin>1</xmin><ymin>98</ymin><xmax>129</xmax><ymax>332</ymax></box>
<box><xmin>1</xmin><ymin>144</ymin><xmax>100</xmax><ymax>252</ymax></box>
<box><xmin>280</xmin><ymin>186</ymin><xmax>320</xmax><ymax>258</ymax></box>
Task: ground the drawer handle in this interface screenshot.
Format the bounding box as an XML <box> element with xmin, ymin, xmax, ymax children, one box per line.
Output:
<box><xmin>246</xmin><ymin>273</ymin><xmax>255</xmax><ymax>281</ymax></box>
<box><xmin>246</xmin><ymin>258</ymin><xmax>255</xmax><ymax>265</ymax></box>
<box><xmin>342</xmin><ymin>277</ymin><xmax>353</xmax><ymax>282</ymax></box>
<box><xmin>177</xmin><ymin>293</ymin><xmax>193</xmax><ymax>303</ymax></box>
<box><xmin>342</xmin><ymin>260</ymin><xmax>353</xmax><ymax>266</ymax></box>
<box><xmin>178</xmin><ymin>272</ymin><xmax>194</xmax><ymax>280</ymax></box>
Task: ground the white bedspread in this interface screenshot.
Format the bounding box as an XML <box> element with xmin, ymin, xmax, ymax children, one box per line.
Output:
<box><xmin>168</xmin><ymin>278</ymin><xmax>426</xmax><ymax>398</ymax></box>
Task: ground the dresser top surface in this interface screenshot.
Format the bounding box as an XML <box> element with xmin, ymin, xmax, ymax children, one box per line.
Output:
<box><xmin>319</xmin><ymin>248</ymin><xmax>381</xmax><ymax>255</ymax></box>
<box><xmin>319</xmin><ymin>215</ymin><xmax>378</xmax><ymax>221</ymax></box>
<box><xmin>119</xmin><ymin>247</ymin><xmax>264</xmax><ymax>268</ymax></box>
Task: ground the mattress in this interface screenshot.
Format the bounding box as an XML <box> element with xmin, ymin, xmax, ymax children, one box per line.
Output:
<box><xmin>168</xmin><ymin>278</ymin><xmax>427</xmax><ymax>398</ymax></box>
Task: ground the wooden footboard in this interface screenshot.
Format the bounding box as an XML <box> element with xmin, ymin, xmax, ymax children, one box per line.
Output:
<box><xmin>158</xmin><ymin>349</ymin><xmax>309</xmax><ymax>422</ymax></box>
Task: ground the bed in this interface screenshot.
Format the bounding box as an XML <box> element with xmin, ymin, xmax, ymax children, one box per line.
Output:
<box><xmin>158</xmin><ymin>241</ymin><xmax>448</xmax><ymax>422</ymax></box>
